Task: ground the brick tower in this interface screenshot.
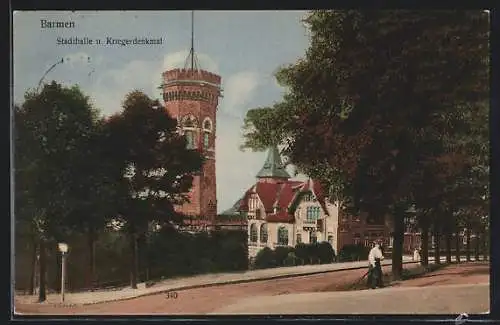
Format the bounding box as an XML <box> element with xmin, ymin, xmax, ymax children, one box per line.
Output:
<box><xmin>161</xmin><ymin>12</ymin><xmax>222</xmax><ymax>229</ymax></box>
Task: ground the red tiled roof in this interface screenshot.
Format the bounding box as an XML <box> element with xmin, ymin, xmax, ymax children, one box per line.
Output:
<box><xmin>255</xmin><ymin>182</ymin><xmax>281</xmax><ymax>212</ymax></box>
<box><xmin>234</xmin><ymin>178</ymin><xmax>330</xmax><ymax>223</ymax></box>
<box><xmin>310</xmin><ymin>179</ymin><xmax>329</xmax><ymax>214</ymax></box>
<box><xmin>266</xmin><ymin>211</ymin><xmax>294</xmax><ymax>223</ymax></box>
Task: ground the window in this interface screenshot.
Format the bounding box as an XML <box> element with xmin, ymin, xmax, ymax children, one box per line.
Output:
<box><xmin>309</xmin><ymin>231</ymin><xmax>317</xmax><ymax>244</ymax></box>
<box><xmin>296</xmin><ymin>233</ymin><xmax>302</xmax><ymax>244</ymax></box>
<box><xmin>203</xmin><ymin>132</ymin><xmax>209</xmax><ymax>149</ymax></box>
<box><xmin>203</xmin><ymin>119</ymin><xmax>212</xmax><ymax>131</ymax></box>
<box><xmin>306</xmin><ymin>206</ymin><xmax>321</xmax><ymax>222</ymax></box>
<box><xmin>303</xmin><ymin>192</ymin><xmax>314</xmax><ymax>202</ymax></box>
<box><xmin>353</xmin><ymin>233</ymin><xmax>361</xmax><ymax>245</ymax></box>
<box><xmin>182</xmin><ymin>114</ymin><xmax>197</xmax><ymax>128</ymax></box>
<box><xmin>185</xmin><ymin>130</ymin><xmax>194</xmax><ymax>149</ymax></box>
<box><xmin>250</xmin><ymin>223</ymin><xmax>258</xmax><ymax>243</ymax></box>
<box><xmin>260</xmin><ymin>224</ymin><xmax>268</xmax><ymax>243</ymax></box>
<box><xmin>277</xmin><ymin>226</ymin><xmax>288</xmax><ymax>246</ymax></box>
<box><xmin>255</xmin><ymin>209</ymin><xmax>261</xmax><ymax>219</ymax></box>
<box><xmin>249</xmin><ymin>195</ymin><xmax>259</xmax><ymax>211</ymax></box>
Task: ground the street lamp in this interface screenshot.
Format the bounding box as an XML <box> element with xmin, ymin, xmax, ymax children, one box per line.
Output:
<box><xmin>58</xmin><ymin>242</ymin><xmax>69</xmax><ymax>303</ymax></box>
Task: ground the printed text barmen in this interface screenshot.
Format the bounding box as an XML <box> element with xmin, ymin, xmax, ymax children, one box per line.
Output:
<box><xmin>41</xmin><ymin>19</ymin><xmax>75</xmax><ymax>28</ymax></box>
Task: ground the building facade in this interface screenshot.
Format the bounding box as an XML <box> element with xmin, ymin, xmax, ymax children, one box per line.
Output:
<box><xmin>161</xmin><ymin>68</ymin><xmax>222</xmax><ymax>229</ymax></box>
<box><xmin>220</xmin><ymin>146</ymin><xmax>485</xmax><ymax>259</ymax></box>
<box><xmin>223</xmin><ymin>146</ymin><xmax>397</xmax><ymax>259</ymax></box>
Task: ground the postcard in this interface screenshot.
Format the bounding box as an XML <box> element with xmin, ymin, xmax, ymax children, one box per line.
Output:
<box><xmin>12</xmin><ymin>10</ymin><xmax>490</xmax><ymax>317</ymax></box>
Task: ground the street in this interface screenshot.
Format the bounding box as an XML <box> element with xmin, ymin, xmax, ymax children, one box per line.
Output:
<box><xmin>15</xmin><ymin>262</ymin><xmax>489</xmax><ymax>315</ymax></box>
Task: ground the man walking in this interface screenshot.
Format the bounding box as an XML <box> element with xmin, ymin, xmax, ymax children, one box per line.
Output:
<box><xmin>367</xmin><ymin>240</ymin><xmax>384</xmax><ymax>289</ymax></box>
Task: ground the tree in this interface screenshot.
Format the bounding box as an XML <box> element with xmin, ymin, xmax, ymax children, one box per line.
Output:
<box><xmin>241</xmin><ymin>10</ymin><xmax>489</xmax><ymax>279</ymax></box>
<box><xmin>15</xmin><ymin>82</ymin><xmax>100</xmax><ymax>301</ymax></box>
<box><xmin>103</xmin><ymin>91</ymin><xmax>204</xmax><ymax>288</ymax></box>
<box><xmin>63</xmin><ymin>117</ymin><xmax>124</xmax><ymax>290</ymax></box>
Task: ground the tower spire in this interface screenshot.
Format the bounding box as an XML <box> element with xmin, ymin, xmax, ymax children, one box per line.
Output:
<box><xmin>256</xmin><ymin>145</ymin><xmax>291</xmax><ymax>180</ymax></box>
<box><xmin>184</xmin><ymin>10</ymin><xmax>200</xmax><ymax>72</ymax></box>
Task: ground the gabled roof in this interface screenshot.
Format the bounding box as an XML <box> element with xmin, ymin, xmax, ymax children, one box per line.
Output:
<box><xmin>256</xmin><ymin>145</ymin><xmax>291</xmax><ymax>179</ymax></box>
<box><xmin>255</xmin><ymin>182</ymin><xmax>281</xmax><ymax>212</ymax></box>
<box><xmin>287</xmin><ymin>179</ymin><xmax>329</xmax><ymax>215</ymax></box>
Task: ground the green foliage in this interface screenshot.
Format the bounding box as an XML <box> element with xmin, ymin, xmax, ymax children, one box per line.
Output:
<box><xmin>284</xmin><ymin>252</ymin><xmax>299</xmax><ymax>266</ymax></box>
<box><xmin>253</xmin><ymin>242</ymin><xmax>336</xmax><ymax>269</ymax></box>
<box><xmin>241</xmin><ymin>10</ymin><xmax>489</xmax><ymax>278</ymax></box>
<box><xmin>317</xmin><ymin>241</ymin><xmax>336</xmax><ymax>263</ymax></box>
<box><xmin>104</xmin><ymin>91</ymin><xmax>205</xmax><ymax>233</ymax></box>
<box><xmin>338</xmin><ymin>244</ymin><xmax>370</xmax><ymax>262</ymax></box>
<box><xmin>294</xmin><ymin>243</ymin><xmax>309</xmax><ymax>265</ymax></box>
<box><xmin>15</xmin><ymin>228</ymin><xmax>249</xmax><ymax>291</ymax></box>
<box><xmin>253</xmin><ymin>247</ymin><xmax>277</xmax><ymax>269</ymax></box>
<box><xmin>274</xmin><ymin>246</ymin><xmax>295</xmax><ymax>266</ymax></box>
<box><xmin>15</xmin><ymin>82</ymin><xmax>101</xmax><ymax>240</ymax></box>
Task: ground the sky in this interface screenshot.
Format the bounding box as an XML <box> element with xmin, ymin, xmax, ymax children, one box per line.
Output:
<box><xmin>13</xmin><ymin>10</ymin><xmax>311</xmax><ymax>213</ymax></box>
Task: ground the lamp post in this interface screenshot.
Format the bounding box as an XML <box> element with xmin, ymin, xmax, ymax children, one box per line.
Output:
<box><xmin>58</xmin><ymin>242</ymin><xmax>69</xmax><ymax>303</ymax></box>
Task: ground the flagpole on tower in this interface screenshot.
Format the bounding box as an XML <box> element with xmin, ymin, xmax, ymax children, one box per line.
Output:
<box><xmin>191</xmin><ymin>10</ymin><xmax>194</xmax><ymax>71</ymax></box>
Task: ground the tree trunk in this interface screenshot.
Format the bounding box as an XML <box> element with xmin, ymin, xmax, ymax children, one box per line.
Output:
<box><xmin>455</xmin><ymin>226</ymin><xmax>461</xmax><ymax>263</ymax></box>
<box><xmin>445</xmin><ymin>231</ymin><xmax>452</xmax><ymax>264</ymax></box>
<box><xmin>88</xmin><ymin>230</ymin><xmax>97</xmax><ymax>291</ymax></box>
<box><xmin>391</xmin><ymin>209</ymin><xmax>405</xmax><ymax>281</ymax></box>
<box><xmin>420</xmin><ymin>217</ymin><xmax>429</xmax><ymax>267</ymax></box>
<box><xmin>482</xmin><ymin>230</ymin><xmax>488</xmax><ymax>260</ymax></box>
<box><xmin>434</xmin><ymin>229</ymin><xmax>441</xmax><ymax>265</ymax></box>
<box><xmin>466</xmin><ymin>226</ymin><xmax>471</xmax><ymax>262</ymax></box>
<box><xmin>38</xmin><ymin>239</ymin><xmax>47</xmax><ymax>302</ymax></box>
<box><xmin>130</xmin><ymin>233</ymin><xmax>138</xmax><ymax>289</ymax></box>
<box><xmin>474</xmin><ymin>231</ymin><xmax>480</xmax><ymax>261</ymax></box>
<box><xmin>29</xmin><ymin>241</ymin><xmax>37</xmax><ymax>295</ymax></box>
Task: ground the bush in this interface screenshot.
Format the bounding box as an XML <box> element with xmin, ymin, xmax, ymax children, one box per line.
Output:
<box><xmin>338</xmin><ymin>244</ymin><xmax>370</xmax><ymax>262</ymax></box>
<box><xmin>274</xmin><ymin>246</ymin><xmax>295</xmax><ymax>266</ymax></box>
<box><xmin>212</xmin><ymin>230</ymin><xmax>248</xmax><ymax>272</ymax></box>
<box><xmin>306</xmin><ymin>242</ymin><xmax>321</xmax><ymax>264</ymax></box>
<box><xmin>294</xmin><ymin>243</ymin><xmax>308</xmax><ymax>265</ymax></box>
<box><xmin>284</xmin><ymin>252</ymin><xmax>299</xmax><ymax>266</ymax></box>
<box><xmin>253</xmin><ymin>247</ymin><xmax>277</xmax><ymax>269</ymax></box>
<box><xmin>317</xmin><ymin>241</ymin><xmax>336</xmax><ymax>264</ymax></box>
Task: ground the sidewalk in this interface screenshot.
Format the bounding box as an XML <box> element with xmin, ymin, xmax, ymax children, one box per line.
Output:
<box><xmin>15</xmin><ymin>255</ymin><xmax>464</xmax><ymax>306</ymax></box>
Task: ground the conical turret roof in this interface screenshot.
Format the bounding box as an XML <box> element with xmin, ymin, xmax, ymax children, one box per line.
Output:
<box><xmin>256</xmin><ymin>145</ymin><xmax>291</xmax><ymax>179</ymax></box>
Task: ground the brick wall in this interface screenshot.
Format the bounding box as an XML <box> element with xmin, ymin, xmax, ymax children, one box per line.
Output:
<box><xmin>162</xmin><ymin>68</ymin><xmax>221</xmax><ymax>225</ymax></box>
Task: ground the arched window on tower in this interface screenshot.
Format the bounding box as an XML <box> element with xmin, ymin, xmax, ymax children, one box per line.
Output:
<box><xmin>182</xmin><ymin>115</ymin><xmax>197</xmax><ymax>128</ymax></box>
<box><xmin>203</xmin><ymin>132</ymin><xmax>209</xmax><ymax>149</ymax></box>
<box><xmin>185</xmin><ymin>130</ymin><xmax>194</xmax><ymax>149</ymax></box>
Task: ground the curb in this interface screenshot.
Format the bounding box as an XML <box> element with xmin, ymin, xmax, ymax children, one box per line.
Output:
<box><xmin>26</xmin><ymin>260</ymin><xmax>422</xmax><ymax>307</ymax></box>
